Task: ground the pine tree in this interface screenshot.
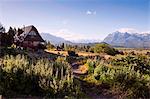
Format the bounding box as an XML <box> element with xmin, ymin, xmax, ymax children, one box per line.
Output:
<box><xmin>7</xmin><ymin>27</ymin><xmax>16</xmax><ymax>46</ymax></box>
<box><xmin>0</xmin><ymin>22</ymin><xmax>5</xmax><ymax>33</ymax></box>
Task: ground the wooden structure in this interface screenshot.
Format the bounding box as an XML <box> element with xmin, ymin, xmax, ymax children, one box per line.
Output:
<box><xmin>14</xmin><ymin>25</ymin><xmax>45</xmax><ymax>50</ymax></box>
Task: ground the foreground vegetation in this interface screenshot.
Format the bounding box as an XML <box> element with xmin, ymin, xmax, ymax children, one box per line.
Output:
<box><xmin>1</xmin><ymin>49</ymin><xmax>150</xmax><ymax>98</ymax></box>
<box><xmin>0</xmin><ymin>55</ymin><xmax>84</xmax><ymax>98</ymax></box>
<box><xmin>83</xmin><ymin>55</ymin><xmax>150</xmax><ymax>98</ymax></box>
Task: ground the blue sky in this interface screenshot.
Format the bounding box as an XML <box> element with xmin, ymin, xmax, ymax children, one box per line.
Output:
<box><xmin>0</xmin><ymin>0</ymin><xmax>149</xmax><ymax>41</ymax></box>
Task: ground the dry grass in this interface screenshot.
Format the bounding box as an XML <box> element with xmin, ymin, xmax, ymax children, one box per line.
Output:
<box><xmin>79</xmin><ymin>64</ymin><xmax>88</xmax><ymax>74</ymax></box>
<box><xmin>46</xmin><ymin>50</ymin><xmax>68</xmax><ymax>56</ymax></box>
<box><xmin>45</xmin><ymin>50</ymin><xmax>99</xmax><ymax>57</ymax></box>
<box><xmin>117</xmin><ymin>48</ymin><xmax>150</xmax><ymax>54</ymax></box>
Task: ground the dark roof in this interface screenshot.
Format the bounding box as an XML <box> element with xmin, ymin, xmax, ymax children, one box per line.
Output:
<box><xmin>22</xmin><ymin>25</ymin><xmax>33</xmax><ymax>34</ymax></box>
<box><xmin>20</xmin><ymin>25</ymin><xmax>35</xmax><ymax>37</ymax></box>
<box><xmin>15</xmin><ymin>25</ymin><xmax>45</xmax><ymax>42</ymax></box>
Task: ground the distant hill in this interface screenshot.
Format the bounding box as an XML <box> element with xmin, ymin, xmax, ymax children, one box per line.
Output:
<box><xmin>40</xmin><ymin>33</ymin><xmax>103</xmax><ymax>45</ymax></box>
<box><xmin>103</xmin><ymin>31</ymin><xmax>150</xmax><ymax>48</ymax></box>
<box><xmin>40</xmin><ymin>33</ymin><xmax>72</xmax><ymax>45</ymax></box>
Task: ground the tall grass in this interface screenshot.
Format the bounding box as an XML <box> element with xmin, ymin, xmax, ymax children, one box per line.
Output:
<box><xmin>84</xmin><ymin>55</ymin><xmax>150</xmax><ymax>98</ymax></box>
<box><xmin>0</xmin><ymin>54</ymin><xmax>82</xmax><ymax>98</ymax></box>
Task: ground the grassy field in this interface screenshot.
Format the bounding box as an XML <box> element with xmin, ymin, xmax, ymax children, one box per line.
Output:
<box><xmin>1</xmin><ymin>47</ymin><xmax>150</xmax><ymax>98</ymax></box>
<box><xmin>116</xmin><ymin>47</ymin><xmax>150</xmax><ymax>54</ymax></box>
<box><xmin>45</xmin><ymin>50</ymin><xmax>99</xmax><ymax>56</ymax></box>
<box><xmin>45</xmin><ymin>50</ymin><xmax>112</xmax><ymax>61</ymax></box>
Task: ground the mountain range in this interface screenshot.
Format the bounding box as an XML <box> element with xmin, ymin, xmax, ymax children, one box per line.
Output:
<box><xmin>40</xmin><ymin>33</ymin><xmax>72</xmax><ymax>45</ymax></box>
<box><xmin>103</xmin><ymin>31</ymin><xmax>150</xmax><ymax>48</ymax></box>
<box><xmin>41</xmin><ymin>31</ymin><xmax>150</xmax><ymax>48</ymax></box>
<box><xmin>40</xmin><ymin>33</ymin><xmax>101</xmax><ymax>45</ymax></box>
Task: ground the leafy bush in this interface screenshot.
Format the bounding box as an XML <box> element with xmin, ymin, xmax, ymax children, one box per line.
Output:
<box><xmin>32</xmin><ymin>59</ymin><xmax>73</xmax><ymax>96</ymax></box>
<box><xmin>0</xmin><ymin>47</ymin><xmax>21</xmax><ymax>57</ymax></box>
<box><xmin>67</xmin><ymin>50</ymin><xmax>78</xmax><ymax>57</ymax></box>
<box><xmin>0</xmin><ymin>55</ymin><xmax>40</xmax><ymax>96</ymax></box>
<box><xmin>94</xmin><ymin>64</ymin><xmax>110</xmax><ymax>81</ymax></box>
<box><xmin>111</xmin><ymin>55</ymin><xmax>150</xmax><ymax>75</ymax></box>
<box><xmin>0</xmin><ymin>55</ymin><xmax>83</xmax><ymax>98</ymax></box>
<box><xmin>86</xmin><ymin>59</ymin><xmax>96</xmax><ymax>74</ymax></box>
<box><xmin>112</xmin><ymin>67</ymin><xmax>150</xmax><ymax>98</ymax></box>
<box><xmin>92</xmin><ymin>44</ymin><xmax>118</xmax><ymax>56</ymax></box>
<box><xmin>84</xmin><ymin>55</ymin><xmax>150</xmax><ymax>98</ymax></box>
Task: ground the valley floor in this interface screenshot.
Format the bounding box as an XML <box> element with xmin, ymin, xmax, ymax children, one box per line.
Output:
<box><xmin>1</xmin><ymin>48</ymin><xmax>150</xmax><ymax>98</ymax></box>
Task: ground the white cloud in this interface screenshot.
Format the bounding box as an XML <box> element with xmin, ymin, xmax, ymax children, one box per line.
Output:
<box><xmin>117</xmin><ymin>28</ymin><xmax>139</xmax><ymax>33</ymax></box>
<box><xmin>86</xmin><ymin>10</ymin><xmax>96</xmax><ymax>15</ymax></box>
<box><xmin>116</xmin><ymin>28</ymin><xmax>150</xmax><ymax>34</ymax></box>
<box><xmin>52</xmin><ymin>29</ymin><xmax>85</xmax><ymax>40</ymax></box>
<box><xmin>141</xmin><ymin>31</ymin><xmax>150</xmax><ymax>34</ymax></box>
<box><xmin>86</xmin><ymin>10</ymin><xmax>92</xmax><ymax>15</ymax></box>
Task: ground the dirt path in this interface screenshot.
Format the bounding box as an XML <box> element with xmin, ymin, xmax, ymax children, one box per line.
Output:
<box><xmin>72</xmin><ymin>63</ymin><xmax>114</xmax><ymax>99</ymax></box>
<box><xmin>73</xmin><ymin>75</ymin><xmax>114</xmax><ymax>99</ymax></box>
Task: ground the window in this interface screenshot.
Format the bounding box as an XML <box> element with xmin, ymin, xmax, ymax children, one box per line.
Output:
<box><xmin>28</xmin><ymin>31</ymin><xmax>36</xmax><ymax>36</ymax></box>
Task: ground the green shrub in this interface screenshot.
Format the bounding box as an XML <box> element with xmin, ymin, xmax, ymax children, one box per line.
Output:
<box><xmin>85</xmin><ymin>55</ymin><xmax>150</xmax><ymax>98</ymax></box>
<box><xmin>67</xmin><ymin>50</ymin><xmax>78</xmax><ymax>57</ymax></box>
<box><xmin>112</xmin><ymin>67</ymin><xmax>150</xmax><ymax>98</ymax></box>
<box><xmin>31</xmin><ymin>59</ymin><xmax>73</xmax><ymax>96</ymax></box>
<box><xmin>94</xmin><ymin>64</ymin><xmax>109</xmax><ymax>80</ymax></box>
<box><xmin>111</xmin><ymin>55</ymin><xmax>150</xmax><ymax>75</ymax></box>
<box><xmin>0</xmin><ymin>55</ymin><xmax>40</xmax><ymax>96</ymax></box>
<box><xmin>92</xmin><ymin>43</ymin><xmax>118</xmax><ymax>56</ymax></box>
<box><xmin>0</xmin><ymin>55</ymin><xmax>83</xmax><ymax>98</ymax></box>
<box><xmin>86</xmin><ymin>59</ymin><xmax>96</xmax><ymax>74</ymax></box>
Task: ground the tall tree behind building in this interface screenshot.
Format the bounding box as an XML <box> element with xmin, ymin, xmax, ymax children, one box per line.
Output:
<box><xmin>0</xmin><ymin>22</ymin><xmax>5</xmax><ymax>33</ymax></box>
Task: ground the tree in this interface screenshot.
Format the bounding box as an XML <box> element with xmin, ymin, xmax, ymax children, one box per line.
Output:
<box><xmin>17</xmin><ymin>28</ymin><xmax>23</xmax><ymax>36</ymax></box>
<box><xmin>8</xmin><ymin>27</ymin><xmax>16</xmax><ymax>36</ymax></box>
<box><xmin>93</xmin><ymin>43</ymin><xmax>118</xmax><ymax>56</ymax></box>
<box><xmin>0</xmin><ymin>23</ymin><xmax>7</xmax><ymax>47</ymax></box>
<box><xmin>46</xmin><ymin>41</ymin><xmax>55</xmax><ymax>50</ymax></box>
<box><xmin>7</xmin><ymin>27</ymin><xmax>16</xmax><ymax>46</ymax></box>
<box><xmin>0</xmin><ymin>24</ymin><xmax>16</xmax><ymax>47</ymax></box>
<box><xmin>0</xmin><ymin>33</ymin><xmax>8</xmax><ymax>46</ymax></box>
<box><xmin>0</xmin><ymin>22</ymin><xmax>5</xmax><ymax>33</ymax></box>
<box><xmin>61</xmin><ymin>43</ymin><xmax>65</xmax><ymax>50</ymax></box>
